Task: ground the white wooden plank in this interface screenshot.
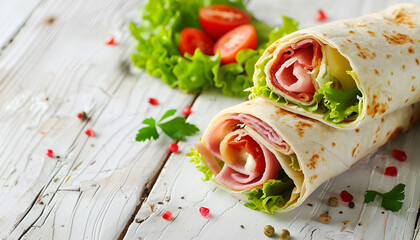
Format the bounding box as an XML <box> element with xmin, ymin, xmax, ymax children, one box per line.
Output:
<box><xmin>0</xmin><ymin>0</ymin><xmax>195</xmax><ymax>239</ymax></box>
<box><xmin>124</xmin><ymin>89</ymin><xmax>420</xmax><ymax>240</ymax></box>
<box><xmin>0</xmin><ymin>0</ymin><xmax>43</xmax><ymax>51</ymax></box>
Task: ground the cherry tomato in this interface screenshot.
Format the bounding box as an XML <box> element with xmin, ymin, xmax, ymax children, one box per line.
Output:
<box><xmin>178</xmin><ymin>28</ymin><xmax>214</xmax><ymax>56</ymax></box>
<box><xmin>199</xmin><ymin>4</ymin><xmax>251</xmax><ymax>40</ymax></box>
<box><xmin>214</xmin><ymin>24</ymin><xmax>257</xmax><ymax>64</ymax></box>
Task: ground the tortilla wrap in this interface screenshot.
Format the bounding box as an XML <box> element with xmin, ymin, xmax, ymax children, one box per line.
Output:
<box><xmin>251</xmin><ymin>3</ymin><xmax>420</xmax><ymax>128</ymax></box>
<box><xmin>192</xmin><ymin>98</ymin><xmax>420</xmax><ymax>212</ymax></box>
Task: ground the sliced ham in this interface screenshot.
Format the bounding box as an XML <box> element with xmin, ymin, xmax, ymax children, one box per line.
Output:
<box><xmin>270</xmin><ymin>39</ymin><xmax>322</xmax><ymax>102</ymax></box>
<box><xmin>198</xmin><ymin>114</ymin><xmax>292</xmax><ymax>190</ymax></box>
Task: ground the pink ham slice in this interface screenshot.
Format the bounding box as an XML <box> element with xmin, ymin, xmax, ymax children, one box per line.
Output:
<box><xmin>270</xmin><ymin>39</ymin><xmax>322</xmax><ymax>102</ymax></box>
<box><xmin>196</xmin><ymin>114</ymin><xmax>292</xmax><ymax>190</ymax></box>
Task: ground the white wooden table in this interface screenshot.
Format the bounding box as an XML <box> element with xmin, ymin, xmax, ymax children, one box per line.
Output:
<box><xmin>0</xmin><ymin>0</ymin><xmax>419</xmax><ymax>239</ymax></box>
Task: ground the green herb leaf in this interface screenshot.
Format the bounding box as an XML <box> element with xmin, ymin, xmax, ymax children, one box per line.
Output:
<box><xmin>136</xmin><ymin>109</ymin><xmax>199</xmax><ymax>141</ymax></box>
<box><xmin>136</xmin><ymin>118</ymin><xmax>159</xmax><ymax>141</ymax></box>
<box><xmin>159</xmin><ymin>109</ymin><xmax>177</xmax><ymax>122</ymax></box>
<box><xmin>158</xmin><ymin>117</ymin><xmax>200</xmax><ymax>140</ymax></box>
<box><xmin>364</xmin><ymin>184</ymin><xmax>405</xmax><ymax>212</ymax></box>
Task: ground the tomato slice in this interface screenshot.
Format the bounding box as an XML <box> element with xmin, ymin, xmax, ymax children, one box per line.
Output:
<box><xmin>178</xmin><ymin>28</ymin><xmax>214</xmax><ymax>56</ymax></box>
<box><xmin>214</xmin><ymin>24</ymin><xmax>257</xmax><ymax>64</ymax></box>
<box><xmin>228</xmin><ymin>135</ymin><xmax>265</xmax><ymax>174</ymax></box>
<box><xmin>199</xmin><ymin>4</ymin><xmax>251</xmax><ymax>40</ymax></box>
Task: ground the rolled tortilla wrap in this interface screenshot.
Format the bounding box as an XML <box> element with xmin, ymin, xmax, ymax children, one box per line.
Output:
<box><xmin>191</xmin><ymin>98</ymin><xmax>420</xmax><ymax>213</ymax></box>
<box><xmin>251</xmin><ymin>3</ymin><xmax>420</xmax><ymax>128</ymax></box>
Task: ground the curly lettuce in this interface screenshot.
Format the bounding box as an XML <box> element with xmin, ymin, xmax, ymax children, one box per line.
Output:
<box><xmin>251</xmin><ymin>57</ymin><xmax>363</xmax><ymax>124</ymax></box>
<box><xmin>130</xmin><ymin>0</ymin><xmax>299</xmax><ymax>97</ymax></box>
<box><xmin>244</xmin><ymin>178</ymin><xmax>294</xmax><ymax>214</ymax></box>
<box><xmin>187</xmin><ymin>148</ymin><xmax>213</xmax><ymax>182</ymax></box>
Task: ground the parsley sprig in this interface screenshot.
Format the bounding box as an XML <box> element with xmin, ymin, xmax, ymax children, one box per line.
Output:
<box><xmin>364</xmin><ymin>183</ymin><xmax>405</xmax><ymax>212</ymax></box>
<box><xmin>136</xmin><ymin>109</ymin><xmax>199</xmax><ymax>142</ymax></box>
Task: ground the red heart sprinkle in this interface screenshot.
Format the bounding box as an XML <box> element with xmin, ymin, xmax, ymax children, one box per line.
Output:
<box><xmin>183</xmin><ymin>106</ymin><xmax>191</xmax><ymax>117</ymax></box>
<box><xmin>340</xmin><ymin>190</ymin><xmax>353</xmax><ymax>202</ymax></box>
<box><xmin>199</xmin><ymin>207</ymin><xmax>210</xmax><ymax>218</ymax></box>
<box><xmin>85</xmin><ymin>128</ymin><xmax>96</xmax><ymax>137</ymax></box>
<box><xmin>46</xmin><ymin>149</ymin><xmax>53</xmax><ymax>158</ymax></box>
<box><xmin>148</xmin><ymin>98</ymin><xmax>159</xmax><ymax>105</ymax></box>
<box><xmin>169</xmin><ymin>143</ymin><xmax>179</xmax><ymax>153</ymax></box>
<box><xmin>384</xmin><ymin>166</ymin><xmax>398</xmax><ymax>176</ymax></box>
<box><xmin>162</xmin><ymin>211</ymin><xmax>173</xmax><ymax>220</ymax></box>
<box><xmin>391</xmin><ymin>149</ymin><xmax>407</xmax><ymax>162</ymax></box>
<box><xmin>316</xmin><ymin>9</ymin><xmax>328</xmax><ymax>22</ymax></box>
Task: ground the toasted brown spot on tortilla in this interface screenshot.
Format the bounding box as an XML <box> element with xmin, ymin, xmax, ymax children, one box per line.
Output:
<box><xmin>347</xmin><ymin>39</ymin><xmax>352</xmax><ymax>43</ymax></box>
<box><xmin>383</xmin><ymin>33</ymin><xmax>414</xmax><ymax>45</ymax></box>
<box><xmin>367</xmin><ymin>31</ymin><xmax>375</xmax><ymax>36</ymax></box>
<box><xmin>367</xmin><ymin>94</ymin><xmax>389</xmax><ymax>118</ymax></box>
<box><xmin>402</xmin><ymin>65</ymin><xmax>406</xmax><ymax>70</ymax></box>
<box><xmin>405</xmin><ymin>98</ymin><xmax>409</xmax><ymax>103</ymax></box>
<box><xmin>376</xmin><ymin>126</ymin><xmax>381</xmax><ymax>134</ymax></box>
<box><xmin>386</xmin><ymin>8</ymin><xmax>416</xmax><ymax>28</ymax></box>
<box><xmin>352</xmin><ymin>143</ymin><xmax>359</xmax><ymax>157</ymax></box>
<box><xmin>387</xmin><ymin>80</ymin><xmax>391</xmax><ymax>86</ymax></box>
<box><xmin>305</xmin><ymin>151</ymin><xmax>309</xmax><ymax>154</ymax></box>
<box><xmin>408</xmin><ymin>46</ymin><xmax>415</xmax><ymax>54</ymax></box>
<box><xmin>349</xmin><ymin>30</ymin><xmax>355</xmax><ymax>34</ymax></box>
<box><xmin>307</xmin><ymin>154</ymin><xmax>319</xmax><ymax>170</ymax></box>
<box><xmin>267</xmin><ymin>46</ymin><xmax>276</xmax><ymax>54</ymax></box>
<box><xmin>381</xmin><ymin>117</ymin><xmax>384</xmax><ymax>123</ymax></box>
<box><xmin>390</xmin><ymin>72</ymin><xmax>394</xmax><ymax>76</ymax></box>
<box><xmin>295</xmin><ymin>121</ymin><xmax>313</xmax><ymax>137</ymax></box>
<box><xmin>415</xmin><ymin>58</ymin><xmax>419</xmax><ymax>66</ymax></box>
<box><xmin>357</xmin><ymin>46</ymin><xmax>376</xmax><ymax>60</ymax></box>
<box><xmin>309</xmin><ymin>175</ymin><xmax>318</xmax><ymax>184</ymax></box>
<box><xmin>374</xmin><ymin>69</ymin><xmax>379</xmax><ymax>75</ymax></box>
<box><xmin>321</xmin><ymin>147</ymin><xmax>324</xmax><ymax>152</ymax></box>
<box><xmin>355</xmin><ymin>128</ymin><xmax>360</xmax><ymax>133</ymax></box>
<box><xmin>355</xmin><ymin>43</ymin><xmax>361</xmax><ymax>50</ymax></box>
<box><xmin>387</xmin><ymin>126</ymin><xmax>404</xmax><ymax>142</ymax></box>
<box><xmin>331</xmin><ymin>142</ymin><xmax>336</xmax><ymax>147</ymax></box>
<box><xmin>357</xmin><ymin>53</ymin><xmax>367</xmax><ymax>59</ymax></box>
<box><xmin>412</xmin><ymin>86</ymin><xmax>417</xmax><ymax>92</ymax></box>
<box><xmin>386</xmin><ymin>54</ymin><xmax>392</xmax><ymax>59</ymax></box>
<box><xmin>373</xmin><ymin>139</ymin><xmax>376</xmax><ymax>144</ymax></box>
<box><xmin>412</xmin><ymin>76</ymin><xmax>416</xmax><ymax>80</ymax></box>
<box><xmin>323</xmin><ymin>33</ymin><xmax>327</xmax><ymax>36</ymax></box>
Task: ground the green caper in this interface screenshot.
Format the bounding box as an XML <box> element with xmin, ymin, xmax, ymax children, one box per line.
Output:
<box><xmin>278</xmin><ymin>229</ymin><xmax>290</xmax><ymax>240</ymax></box>
<box><xmin>264</xmin><ymin>225</ymin><xmax>275</xmax><ymax>237</ymax></box>
<box><xmin>328</xmin><ymin>197</ymin><xmax>338</xmax><ymax>207</ymax></box>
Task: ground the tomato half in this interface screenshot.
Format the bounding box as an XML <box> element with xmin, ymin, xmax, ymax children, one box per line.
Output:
<box><xmin>214</xmin><ymin>24</ymin><xmax>257</xmax><ymax>64</ymax></box>
<box><xmin>178</xmin><ymin>28</ymin><xmax>214</xmax><ymax>56</ymax></box>
<box><xmin>199</xmin><ymin>4</ymin><xmax>251</xmax><ymax>40</ymax></box>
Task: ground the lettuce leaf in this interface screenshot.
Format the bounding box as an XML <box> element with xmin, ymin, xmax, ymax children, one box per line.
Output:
<box><xmin>244</xmin><ymin>178</ymin><xmax>294</xmax><ymax>214</ymax></box>
<box><xmin>289</xmin><ymin>154</ymin><xmax>300</xmax><ymax>171</ymax></box>
<box><xmin>250</xmin><ymin>56</ymin><xmax>363</xmax><ymax>124</ymax></box>
<box><xmin>187</xmin><ymin>148</ymin><xmax>213</xmax><ymax>182</ymax></box>
<box><xmin>130</xmin><ymin>0</ymin><xmax>299</xmax><ymax>96</ymax></box>
<box><xmin>314</xmin><ymin>82</ymin><xmax>362</xmax><ymax>123</ymax></box>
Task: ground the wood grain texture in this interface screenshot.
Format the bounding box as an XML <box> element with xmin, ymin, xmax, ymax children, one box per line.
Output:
<box><xmin>0</xmin><ymin>0</ymin><xmax>43</xmax><ymax>52</ymax></box>
<box><xmin>0</xmin><ymin>0</ymin><xmax>418</xmax><ymax>239</ymax></box>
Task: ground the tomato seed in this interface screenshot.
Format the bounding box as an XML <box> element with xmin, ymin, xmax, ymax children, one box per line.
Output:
<box><xmin>340</xmin><ymin>190</ymin><xmax>353</xmax><ymax>202</ymax></box>
<box><xmin>391</xmin><ymin>149</ymin><xmax>407</xmax><ymax>162</ymax></box>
